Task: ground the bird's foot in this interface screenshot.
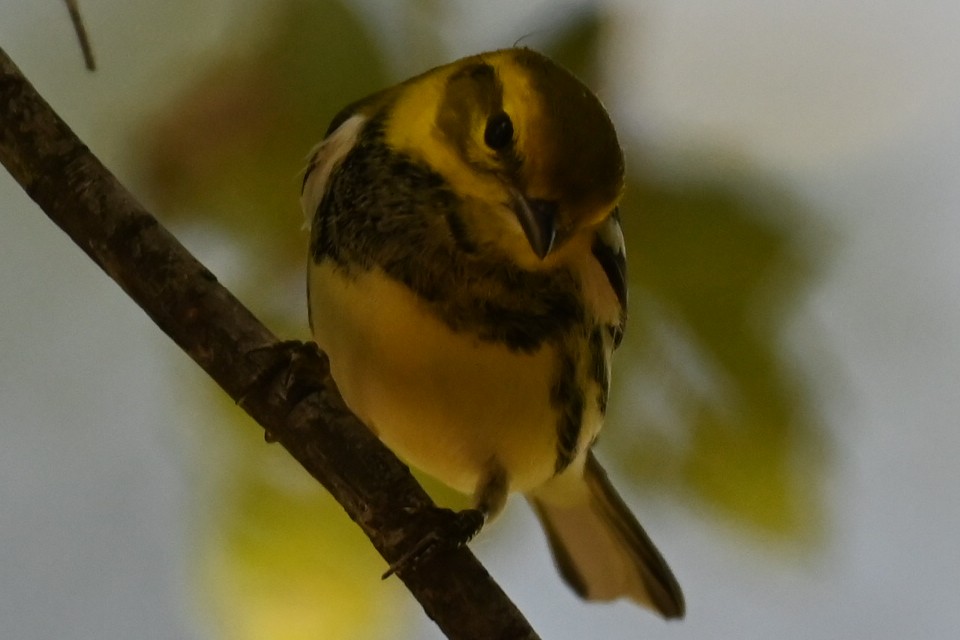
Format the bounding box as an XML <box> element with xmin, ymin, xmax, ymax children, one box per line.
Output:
<box><xmin>382</xmin><ymin>507</ymin><xmax>485</xmax><ymax>579</ymax></box>
<box><xmin>239</xmin><ymin>340</ymin><xmax>329</xmax><ymax>441</ymax></box>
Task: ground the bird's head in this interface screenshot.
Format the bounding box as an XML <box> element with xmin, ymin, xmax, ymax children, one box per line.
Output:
<box><xmin>381</xmin><ymin>48</ymin><xmax>625</xmax><ymax>267</ymax></box>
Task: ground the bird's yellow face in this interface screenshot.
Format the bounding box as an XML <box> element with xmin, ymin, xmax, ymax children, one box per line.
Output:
<box><xmin>377</xmin><ymin>48</ymin><xmax>625</xmax><ymax>266</ymax></box>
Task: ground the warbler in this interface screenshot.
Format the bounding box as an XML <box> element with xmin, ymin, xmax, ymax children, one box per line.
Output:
<box><xmin>301</xmin><ymin>48</ymin><xmax>684</xmax><ymax>618</ymax></box>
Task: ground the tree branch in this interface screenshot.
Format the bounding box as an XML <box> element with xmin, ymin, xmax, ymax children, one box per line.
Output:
<box><xmin>0</xmin><ymin>46</ymin><xmax>539</xmax><ymax>640</ymax></box>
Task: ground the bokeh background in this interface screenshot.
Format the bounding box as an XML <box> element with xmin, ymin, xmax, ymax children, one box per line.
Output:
<box><xmin>2</xmin><ymin>1</ymin><xmax>959</xmax><ymax>638</ymax></box>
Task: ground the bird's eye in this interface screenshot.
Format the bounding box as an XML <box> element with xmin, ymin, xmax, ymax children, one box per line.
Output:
<box><xmin>484</xmin><ymin>112</ymin><xmax>514</xmax><ymax>150</ymax></box>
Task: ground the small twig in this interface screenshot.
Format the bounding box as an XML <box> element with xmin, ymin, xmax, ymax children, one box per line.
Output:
<box><xmin>63</xmin><ymin>0</ymin><xmax>96</xmax><ymax>71</ymax></box>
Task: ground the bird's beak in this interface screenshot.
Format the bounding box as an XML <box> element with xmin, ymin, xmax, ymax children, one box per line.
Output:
<box><xmin>512</xmin><ymin>193</ymin><xmax>558</xmax><ymax>260</ymax></box>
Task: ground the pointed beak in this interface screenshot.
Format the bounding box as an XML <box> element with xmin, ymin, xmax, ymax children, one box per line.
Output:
<box><xmin>512</xmin><ymin>193</ymin><xmax>558</xmax><ymax>260</ymax></box>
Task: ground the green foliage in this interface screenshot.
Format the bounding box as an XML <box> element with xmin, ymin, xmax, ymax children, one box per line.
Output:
<box><xmin>143</xmin><ymin>0</ymin><xmax>388</xmax><ymax>295</ymax></box>
<box><xmin>546</xmin><ymin>9</ymin><xmax>831</xmax><ymax>538</ymax></box>
<box><xmin>619</xmin><ymin>167</ymin><xmax>829</xmax><ymax>536</ymax></box>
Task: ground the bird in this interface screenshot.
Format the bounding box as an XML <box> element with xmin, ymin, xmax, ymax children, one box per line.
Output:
<box><xmin>301</xmin><ymin>47</ymin><xmax>684</xmax><ymax>619</ymax></box>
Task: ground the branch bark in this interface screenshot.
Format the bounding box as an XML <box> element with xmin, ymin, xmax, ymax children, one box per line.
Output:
<box><xmin>0</xmin><ymin>46</ymin><xmax>539</xmax><ymax>640</ymax></box>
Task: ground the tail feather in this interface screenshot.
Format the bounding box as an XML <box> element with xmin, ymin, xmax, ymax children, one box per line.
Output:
<box><xmin>529</xmin><ymin>452</ymin><xmax>685</xmax><ymax>618</ymax></box>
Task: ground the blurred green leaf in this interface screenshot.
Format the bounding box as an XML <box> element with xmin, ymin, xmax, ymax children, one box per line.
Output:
<box><xmin>540</xmin><ymin>6</ymin><xmax>604</xmax><ymax>81</ymax></box>
<box><xmin>615</xmin><ymin>162</ymin><xmax>831</xmax><ymax>538</ymax></box>
<box><xmin>546</xmin><ymin>8</ymin><xmax>832</xmax><ymax>540</ymax></box>
<box><xmin>141</xmin><ymin>0</ymin><xmax>389</xmax><ymax>285</ymax></box>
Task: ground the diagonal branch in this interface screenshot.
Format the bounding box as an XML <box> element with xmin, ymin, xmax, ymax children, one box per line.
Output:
<box><xmin>0</xmin><ymin>46</ymin><xmax>539</xmax><ymax>640</ymax></box>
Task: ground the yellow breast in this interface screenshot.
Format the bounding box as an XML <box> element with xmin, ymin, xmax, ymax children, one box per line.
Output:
<box><xmin>309</xmin><ymin>261</ymin><xmax>562</xmax><ymax>495</ymax></box>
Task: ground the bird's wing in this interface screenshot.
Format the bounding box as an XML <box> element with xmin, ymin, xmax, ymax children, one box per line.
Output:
<box><xmin>591</xmin><ymin>208</ymin><xmax>628</xmax><ymax>347</ymax></box>
<box><xmin>300</xmin><ymin>113</ymin><xmax>368</xmax><ymax>226</ymax></box>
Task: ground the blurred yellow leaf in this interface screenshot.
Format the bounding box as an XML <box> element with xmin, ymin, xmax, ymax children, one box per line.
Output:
<box><xmin>193</xmin><ymin>391</ymin><xmax>411</xmax><ymax>640</ymax></box>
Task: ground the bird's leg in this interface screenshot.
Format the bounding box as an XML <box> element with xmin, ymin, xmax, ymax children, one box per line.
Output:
<box><xmin>473</xmin><ymin>457</ymin><xmax>509</xmax><ymax>521</ymax></box>
<box><xmin>382</xmin><ymin>460</ymin><xmax>509</xmax><ymax>579</ymax></box>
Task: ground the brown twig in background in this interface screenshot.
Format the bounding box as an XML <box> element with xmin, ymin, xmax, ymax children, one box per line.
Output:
<box><xmin>0</xmin><ymin>45</ymin><xmax>540</xmax><ymax>640</ymax></box>
<box><xmin>63</xmin><ymin>0</ymin><xmax>96</xmax><ymax>70</ymax></box>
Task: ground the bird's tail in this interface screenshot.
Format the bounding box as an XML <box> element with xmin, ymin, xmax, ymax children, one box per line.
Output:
<box><xmin>528</xmin><ymin>452</ymin><xmax>685</xmax><ymax>618</ymax></box>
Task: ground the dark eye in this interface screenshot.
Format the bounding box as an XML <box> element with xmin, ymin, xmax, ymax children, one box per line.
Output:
<box><xmin>484</xmin><ymin>112</ymin><xmax>514</xmax><ymax>150</ymax></box>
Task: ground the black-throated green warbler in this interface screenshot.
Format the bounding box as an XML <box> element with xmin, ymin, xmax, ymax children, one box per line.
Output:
<box><xmin>301</xmin><ymin>48</ymin><xmax>684</xmax><ymax>618</ymax></box>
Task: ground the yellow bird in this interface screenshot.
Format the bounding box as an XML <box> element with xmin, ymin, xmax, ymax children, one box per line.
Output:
<box><xmin>302</xmin><ymin>48</ymin><xmax>684</xmax><ymax>618</ymax></box>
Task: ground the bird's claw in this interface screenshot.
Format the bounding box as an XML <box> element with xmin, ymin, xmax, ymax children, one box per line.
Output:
<box><xmin>382</xmin><ymin>507</ymin><xmax>485</xmax><ymax>579</ymax></box>
<box><xmin>239</xmin><ymin>340</ymin><xmax>329</xmax><ymax>441</ymax></box>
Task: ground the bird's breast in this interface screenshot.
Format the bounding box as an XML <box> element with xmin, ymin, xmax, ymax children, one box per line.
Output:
<box><xmin>308</xmin><ymin>261</ymin><xmax>564</xmax><ymax>495</ymax></box>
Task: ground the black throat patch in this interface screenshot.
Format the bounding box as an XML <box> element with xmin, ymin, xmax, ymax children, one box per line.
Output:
<box><xmin>310</xmin><ymin>119</ymin><xmax>586</xmax><ymax>353</ymax></box>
